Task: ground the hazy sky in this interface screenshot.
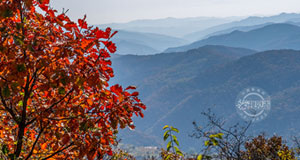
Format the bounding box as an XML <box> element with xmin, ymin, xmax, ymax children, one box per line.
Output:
<box><xmin>50</xmin><ymin>0</ymin><xmax>300</xmax><ymax>24</ymax></box>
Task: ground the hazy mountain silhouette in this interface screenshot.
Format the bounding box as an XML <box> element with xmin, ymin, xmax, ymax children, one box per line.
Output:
<box><xmin>184</xmin><ymin>13</ymin><xmax>300</xmax><ymax>41</ymax></box>
<box><xmin>165</xmin><ymin>23</ymin><xmax>300</xmax><ymax>53</ymax></box>
<box><xmin>202</xmin><ymin>22</ymin><xmax>274</xmax><ymax>39</ymax></box>
<box><xmin>205</xmin><ymin>21</ymin><xmax>300</xmax><ymax>39</ymax></box>
<box><xmin>98</xmin><ymin>17</ymin><xmax>240</xmax><ymax>37</ymax></box>
<box><xmin>112</xmin><ymin>30</ymin><xmax>188</xmax><ymax>55</ymax></box>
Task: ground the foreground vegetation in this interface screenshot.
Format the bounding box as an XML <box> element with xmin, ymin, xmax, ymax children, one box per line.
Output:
<box><xmin>0</xmin><ymin>0</ymin><xmax>145</xmax><ymax>159</ymax></box>
<box><xmin>110</xmin><ymin>111</ymin><xmax>300</xmax><ymax>160</ymax></box>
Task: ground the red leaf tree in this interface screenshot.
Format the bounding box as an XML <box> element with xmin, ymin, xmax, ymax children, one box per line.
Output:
<box><xmin>0</xmin><ymin>0</ymin><xmax>146</xmax><ymax>159</ymax></box>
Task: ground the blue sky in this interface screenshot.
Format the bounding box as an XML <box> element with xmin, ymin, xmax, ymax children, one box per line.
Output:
<box><xmin>51</xmin><ymin>0</ymin><xmax>300</xmax><ymax>24</ymax></box>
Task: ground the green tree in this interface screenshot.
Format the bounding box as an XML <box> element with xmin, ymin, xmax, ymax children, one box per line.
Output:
<box><xmin>161</xmin><ymin>125</ymin><xmax>183</xmax><ymax>160</ymax></box>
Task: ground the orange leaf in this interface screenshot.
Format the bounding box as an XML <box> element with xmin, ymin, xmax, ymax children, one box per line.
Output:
<box><xmin>0</xmin><ymin>131</ymin><xmax>4</xmax><ymax>138</ymax></box>
<box><xmin>87</xmin><ymin>99</ymin><xmax>93</xmax><ymax>106</ymax></box>
<box><xmin>27</xmin><ymin>98</ymin><xmax>32</xmax><ymax>105</ymax></box>
<box><xmin>41</xmin><ymin>143</ymin><xmax>47</xmax><ymax>150</ymax></box>
<box><xmin>30</xmin><ymin>132</ymin><xmax>35</xmax><ymax>140</ymax></box>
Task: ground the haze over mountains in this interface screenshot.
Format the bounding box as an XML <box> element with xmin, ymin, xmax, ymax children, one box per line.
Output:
<box><xmin>98</xmin><ymin>13</ymin><xmax>300</xmax><ymax>56</ymax></box>
<box><xmin>106</xmin><ymin>12</ymin><xmax>300</xmax><ymax>151</ymax></box>
<box><xmin>184</xmin><ymin>13</ymin><xmax>300</xmax><ymax>41</ymax></box>
<box><xmin>99</xmin><ymin>13</ymin><xmax>300</xmax><ymax>41</ymax></box>
<box><xmin>165</xmin><ymin>23</ymin><xmax>300</xmax><ymax>53</ymax></box>
<box><xmin>98</xmin><ymin>17</ymin><xmax>241</xmax><ymax>37</ymax></box>
<box><xmin>110</xmin><ymin>30</ymin><xmax>188</xmax><ymax>55</ymax></box>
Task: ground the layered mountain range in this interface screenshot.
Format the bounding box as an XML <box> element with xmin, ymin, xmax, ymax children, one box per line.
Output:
<box><xmin>165</xmin><ymin>23</ymin><xmax>300</xmax><ymax>53</ymax></box>
<box><xmin>105</xmin><ymin>13</ymin><xmax>300</xmax><ymax>150</ymax></box>
<box><xmin>110</xmin><ymin>30</ymin><xmax>188</xmax><ymax>55</ymax></box>
<box><xmin>111</xmin><ymin>46</ymin><xmax>300</xmax><ymax>150</ymax></box>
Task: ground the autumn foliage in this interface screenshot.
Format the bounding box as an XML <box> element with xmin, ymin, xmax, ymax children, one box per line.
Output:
<box><xmin>242</xmin><ymin>135</ymin><xmax>296</xmax><ymax>160</ymax></box>
<box><xmin>0</xmin><ymin>0</ymin><xmax>146</xmax><ymax>159</ymax></box>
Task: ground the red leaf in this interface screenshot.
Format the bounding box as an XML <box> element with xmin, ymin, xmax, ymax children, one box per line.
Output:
<box><xmin>126</xmin><ymin>86</ymin><xmax>136</xmax><ymax>90</ymax></box>
<box><xmin>48</xmin><ymin>10</ymin><xmax>55</xmax><ymax>18</ymax></box>
<box><xmin>110</xmin><ymin>85</ymin><xmax>122</xmax><ymax>95</ymax></box>
<box><xmin>107</xmin><ymin>150</ymin><xmax>113</xmax><ymax>156</ymax></box>
<box><xmin>65</xmin><ymin>22</ymin><xmax>77</xmax><ymax>29</ymax></box>
<box><xmin>110</xmin><ymin>31</ymin><xmax>118</xmax><ymax>38</ymax></box>
<box><xmin>101</xmin><ymin>41</ymin><xmax>116</xmax><ymax>53</ymax></box>
<box><xmin>57</xmin><ymin>14</ymin><xmax>65</xmax><ymax>21</ymax></box>
<box><xmin>139</xmin><ymin>104</ymin><xmax>146</xmax><ymax>110</ymax></box>
<box><xmin>78</xmin><ymin>16</ymin><xmax>88</xmax><ymax>29</ymax></box>
<box><xmin>105</xmin><ymin>27</ymin><xmax>111</xmax><ymax>34</ymax></box>
<box><xmin>96</xmin><ymin>29</ymin><xmax>106</xmax><ymax>39</ymax></box>
<box><xmin>131</xmin><ymin>92</ymin><xmax>139</xmax><ymax>96</ymax></box>
<box><xmin>39</xmin><ymin>4</ymin><xmax>48</xmax><ymax>11</ymax></box>
<box><xmin>40</xmin><ymin>0</ymin><xmax>50</xmax><ymax>5</ymax></box>
<box><xmin>139</xmin><ymin>112</ymin><xmax>144</xmax><ymax>118</ymax></box>
<box><xmin>81</xmin><ymin>39</ymin><xmax>94</xmax><ymax>50</ymax></box>
<box><xmin>107</xmin><ymin>42</ymin><xmax>116</xmax><ymax>53</ymax></box>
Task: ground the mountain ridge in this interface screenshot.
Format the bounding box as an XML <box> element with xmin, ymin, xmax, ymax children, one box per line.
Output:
<box><xmin>183</xmin><ymin>12</ymin><xmax>300</xmax><ymax>41</ymax></box>
<box><xmin>112</xmin><ymin>30</ymin><xmax>188</xmax><ymax>55</ymax></box>
<box><xmin>97</xmin><ymin>17</ymin><xmax>240</xmax><ymax>37</ymax></box>
<box><xmin>165</xmin><ymin>23</ymin><xmax>300</xmax><ymax>53</ymax></box>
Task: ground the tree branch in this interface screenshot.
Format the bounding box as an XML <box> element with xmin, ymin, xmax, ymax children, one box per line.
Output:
<box><xmin>45</xmin><ymin>88</ymin><xmax>74</xmax><ymax>112</ymax></box>
<box><xmin>25</xmin><ymin>121</ymin><xmax>48</xmax><ymax>160</ymax></box>
<box><xmin>0</xmin><ymin>87</ymin><xmax>18</xmax><ymax>122</ymax></box>
<box><xmin>25</xmin><ymin>88</ymin><xmax>74</xmax><ymax>127</ymax></box>
<box><xmin>15</xmin><ymin>74</ymin><xmax>31</xmax><ymax>157</ymax></box>
<box><xmin>42</xmin><ymin>142</ymin><xmax>74</xmax><ymax>160</ymax></box>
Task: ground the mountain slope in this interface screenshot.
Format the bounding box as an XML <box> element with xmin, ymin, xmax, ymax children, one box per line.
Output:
<box><xmin>112</xmin><ymin>45</ymin><xmax>256</xmax><ymax>87</ymax></box>
<box><xmin>112</xmin><ymin>30</ymin><xmax>188</xmax><ymax>55</ymax></box>
<box><xmin>111</xmin><ymin>45</ymin><xmax>256</xmax><ymax>146</ymax></box>
<box><xmin>165</xmin><ymin>23</ymin><xmax>300</xmax><ymax>53</ymax></box>
<box><xmin>203</xmin><ymin>22</ymin><xmax>274</xmax><ymax>39</ymax></box>
<box><xmin>112</xmin><ymin>48</ymin><xmax>300</xmax><ymax>150</ymax></box>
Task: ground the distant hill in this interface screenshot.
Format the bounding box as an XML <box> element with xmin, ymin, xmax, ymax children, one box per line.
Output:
<box><xmin>112</xmin><ymin>30</ymin><xmax>188</xmax><ymax>55</ymax></box>
<box><xmin>111</xmin><ymin>45</ymin><xmax>256</xmax><ymax>147</ymax></box>
<box><xmin>112</xmin><ymin>45</ymin><xmax>256</xmax><ymax>87</ymax></box>
<box><xmin>184</xmin><ymin>13</ymin><xmax>300</xmax><ymax>41</ymax></box>
<box><xmin>97</xmin><ymin>17</ymin><xmax>240</xmax><ymax>37</ymax></box>
<box><xmin>115</xmin><ymin>40</ymin><xmax>159</xmax><ymax>55</ymax></box>
<box><xmin>206</xmin><ymin>21</ymin><xmax>300</xmax><ymax>39</ymax></box>
<box><xmin>165</xmin><ymin>23</ymin><xmax>300</xmax><ymax>53</ymax></box>
<box><xmin>202</xmin><ymin>22</ymin><xmax>274</xmax><ymax>39</ymax></box>
<box><xmin>111</xmin><ymin>47</ymin><xmax>300</xmax><ymax>150</ymax></box>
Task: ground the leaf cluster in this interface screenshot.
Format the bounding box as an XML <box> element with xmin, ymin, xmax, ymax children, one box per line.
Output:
<box><xmin>162</xmin><ymin>125</ymin><xmax>183</xmax><ymax>160</ymax></box>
